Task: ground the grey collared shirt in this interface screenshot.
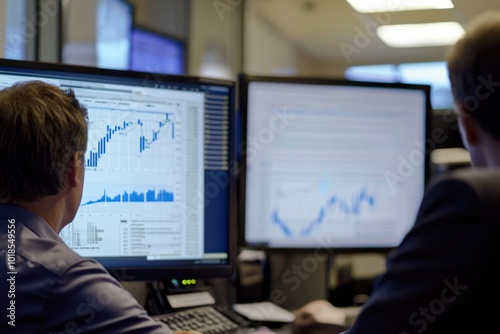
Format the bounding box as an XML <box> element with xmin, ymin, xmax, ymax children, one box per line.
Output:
<box><xmin>0</xmin><ymin>204</ymin><xmax>171</xmax><ymax>333</ymax></box>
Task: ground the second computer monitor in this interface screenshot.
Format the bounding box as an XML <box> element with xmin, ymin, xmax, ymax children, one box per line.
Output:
<box><xmin>239</xmin><ymin>75</ymin><xmax>431</xmax><ymax>250</ymax></box>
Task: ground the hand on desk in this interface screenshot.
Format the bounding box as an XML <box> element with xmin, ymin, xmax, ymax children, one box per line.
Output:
<box><xmin>293</xmin><ymin>300</ymin><xmax>347</xmax><ymax>327</ymax></box>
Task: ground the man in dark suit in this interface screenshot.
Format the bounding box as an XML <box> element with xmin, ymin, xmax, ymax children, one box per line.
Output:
<box><xmin>294</xmin><ymin>10</ymin><xmax>500</xmax><ymax>334</ymax></box>
<box><xmin>346</xmin><ymin>169</ymin><xmax>500</xmax><ymax>333</ymax></box>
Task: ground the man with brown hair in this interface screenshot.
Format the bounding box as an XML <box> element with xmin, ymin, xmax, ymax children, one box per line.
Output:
<box><xmin>0</xmin><ymin>81</ymin><xmax>198</xmax><ymax>333</ymax></box>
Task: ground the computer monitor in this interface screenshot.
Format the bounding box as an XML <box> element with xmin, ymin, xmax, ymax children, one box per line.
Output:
<box><xmin>130</xmin><ymin>26</ymin><xmax>186</xmax><ymax>75</ymax></box>
<box><xmin>0</xmin><ymin>59</ymin><xmax>236</xmax><ymax>280</ymax></box>
<box><xmin>239</xmin><ymin>74</ymin><xmax>431</xmax><ymax>250</ymax></box>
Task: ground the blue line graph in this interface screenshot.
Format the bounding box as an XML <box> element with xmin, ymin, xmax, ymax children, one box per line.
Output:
<box><xmin>86</xmin><ymin>113</ymin><xmax>172</xmax><ymax>167</ymax></box>
<box><xmin>81</xmin><ymin>188</ymin><xmax>174</xmax><ymax>206</ymax></box>
<box><xmin>271</xmin><ymin>188</ymin><xmax>375</xmax><ymax>237</ymax></box>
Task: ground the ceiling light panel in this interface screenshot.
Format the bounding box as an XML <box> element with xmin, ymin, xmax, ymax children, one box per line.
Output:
<box><xmin>346</xmin><ymin>0</ymin><xmax>454</xmax><ymax>13</ymax></box>
<box><xmin>377</xmin><ymin>22</ymin><xmax>464</xmax><ymax>47</ymax></box>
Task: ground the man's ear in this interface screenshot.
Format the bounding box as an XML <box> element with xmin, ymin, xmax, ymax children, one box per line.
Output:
<box><xmin>456</xmin><ymin>103</ymin><xmax>480</xmax><ymax>145</ymax></box>
<box><xmin>66</xmin><ymin>152</ymin><xmax>84</xmax><ymax>188</ymax></box>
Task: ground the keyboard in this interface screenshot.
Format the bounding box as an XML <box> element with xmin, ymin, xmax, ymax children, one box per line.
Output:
<box><xmin>154</xmin><ymin>305</ymin><xmax>258</xmax><ymax>334</ymax></box>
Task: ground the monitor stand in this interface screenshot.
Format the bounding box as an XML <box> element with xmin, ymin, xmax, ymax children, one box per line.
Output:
<box><xmin>266</xmin><ymin>251</ymin><xmax>331</xmax><ymax>310</ymax></box>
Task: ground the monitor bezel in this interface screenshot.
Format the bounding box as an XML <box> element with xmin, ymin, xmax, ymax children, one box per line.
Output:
<box><xmin>237</xmin><ymin>73</ymin><xmax>432</xmax><ymax>253</ymax></box>
<box><xmin>0</xmin><ymin>58</ymin><xmax>237</xmax><ymax>281</ymax></box>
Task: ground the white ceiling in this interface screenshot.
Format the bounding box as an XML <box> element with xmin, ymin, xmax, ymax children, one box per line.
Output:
<box><xmin>254</xmin><ymin>0</ymin><xmax>500</xmax><ymax>66</ymax></box>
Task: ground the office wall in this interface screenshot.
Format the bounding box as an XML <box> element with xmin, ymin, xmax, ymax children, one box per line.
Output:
<box><xmin>188</xmin><ymin>0</ymin><xmax>242</xmax><ymax>79</ymax></box>
<box><xmin>61</xmin><ymin>0</ymin><xmax>97</xmax><ymax>65</ymax></box>
<box><xmin>243</xmin><ymin>0</ymin><xmax>350</xmax><ymax>77</ymax></box>
<box><xmin>242</xmin><ymin>1</ymin><xmax>351</xmax><ymax>78</ymax></box>
<box><xmin>244</xmin><ymin>0</ymin><xmax>297</xmax><ymax>75</ymax></box>
<box><xmin>129</xmin><ymin>0</ymin><xmax>189</xmax><ymax>39</ymax></box>
<box><xmin>63</xmin><ymin>0</ymin><xmax>97</xmax><ymax>43</ymax></box>
<box><xmin>0</xmin><ymin>0</ymin><xmax>5</xmax><ymax>56</ymax></box>
<box><xmin>296</xmin><ymin>48</ymin><xmax>346</xmax><ymax>78</ymax></box>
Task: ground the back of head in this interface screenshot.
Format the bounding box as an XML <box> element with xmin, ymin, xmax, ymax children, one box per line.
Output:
<box><xmin>0</xmin><ymin>81</ymin><xmax>88</xmax><ymax>203</ymax></box>
<box><xmin>447</xmin><ymin>11</ymin><xmax>500</xmax><ymax>140</ymax></box>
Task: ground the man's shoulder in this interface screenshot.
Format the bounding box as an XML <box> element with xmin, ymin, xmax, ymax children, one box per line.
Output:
<box><xmin>427</xmin><ymin>168</ymin><xmax>500</xmax><ymax>200</ymax></box>
<box><xmin>415</xmin><ymin>168</ymin><xmax>500</xmax><ymax>231</ymax></box>
<box><xmin>15</xmin><ymin>221</ymin><xmax>102</xmax><ymax>277</ymax></box>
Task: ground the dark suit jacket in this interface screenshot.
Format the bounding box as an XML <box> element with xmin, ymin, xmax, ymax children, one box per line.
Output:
<box><xmin>348</xmin><ymin>169</ymin><xmax>500</xmax><ymax>334</ymax></box>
